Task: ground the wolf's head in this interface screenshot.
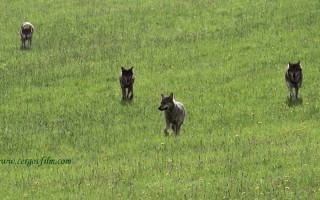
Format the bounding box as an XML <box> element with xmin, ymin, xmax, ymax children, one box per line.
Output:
<box><xmin>20</xmin><ymin>22</ymin><xmax>34</xmax><ymax>38</ymax></box>
<box><xmin>287</xmin><ymin>61</ymin><xmax>302</xmax><ymax>83</ymax></box>
<box><xmin>121</xmin><ymin>66</ymin><xmax>134</xmax><ymax>85</ymax></box>
<box><xmin>158</xmin><ymin>93</ymin><xmax>174</xmax><ymax>111</ymax></box>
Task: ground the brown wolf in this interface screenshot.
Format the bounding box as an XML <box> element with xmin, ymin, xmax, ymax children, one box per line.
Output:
<box><xmin>119</xmin><ymin>66</ymin><xmax>135</xmax><ymax>100</ymax></box>
<box><xmin>285</xmin><ymin>61</ymin><xmax>303</xmax><ymax>101</ymax></box>
<box><xmin>20</xmin><ymin>22</ymin><xmax>34</xmax><ymax>49</ymax></box>
<box><xmin>158</xmin><ymin>93</ymin><xmax>185</xmax><ymax>136</ymax></box>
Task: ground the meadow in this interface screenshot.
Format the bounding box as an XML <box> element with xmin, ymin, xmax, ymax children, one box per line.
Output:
<box><xmin>1</xmin><ymin>0</ymin><xmax>320</xmax><ymax>199</ymax></box>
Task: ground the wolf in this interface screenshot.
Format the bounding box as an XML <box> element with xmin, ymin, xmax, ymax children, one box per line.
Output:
<box><xmin>285</xmin><ymin>61</ymin><xmax>303</xmax><ymax>101</ymax></box>
<box><xmin>158</xmin><ymin>93</ymin><xmax>185</xmax><ymax>136</ymax></box>
<box><xmin>20</xmin><ymin>22</ymin><xmax>34</xmax><ymax>49</ymax></box>
<box><xmin>119</xmin><ymin>66</ymin><xmax>135</xmax><ymax>100</ymax></box>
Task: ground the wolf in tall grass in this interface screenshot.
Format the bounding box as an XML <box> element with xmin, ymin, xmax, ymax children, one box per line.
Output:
<box><xmin>119</xmin><ymin>66</ymin><xmax>134</xmax><ymax>100</ymax></box>
<box><xmin>158</xmin><ymin>93</ymin><xmax>185</xmax><ymax>136</ymax></box>
<box><xmin>20</xmin><ymin>22</ymin><xmax>34</xmax><ymax>49</ymax></box>
<box><xmin>285</xmin><ymin>61</ymin><xmax>303</xmax><ymax>101</ymax></box>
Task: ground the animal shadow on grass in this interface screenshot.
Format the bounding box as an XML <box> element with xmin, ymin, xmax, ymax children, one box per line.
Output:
<box><xmin>20</xmin><ymin>46</ymin><xmax>32</xmax><ymax>51</ymax></box>
<box><xmin>120</xmin><ymin>98</ymin><xmax>134</xmax><ymax>105</ymax></box>
<box><xmin>287</xmin><ymin>97</ymin><xmax>303</xmax><ymax>107</ymax></box>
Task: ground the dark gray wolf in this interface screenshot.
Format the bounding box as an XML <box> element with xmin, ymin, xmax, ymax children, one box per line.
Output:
<box><xmin>158</xmin><ymin>93</ymin><xmax>185</xmax><ymax>136</ymax></box>
<box><xmin>119</xmin><ymin>66</ymin><xmax>135</xmax><ymax>100</ymax></box>
<box><xmin>285</xmin><ymin>61</ymin><xmax>303</xmax><ymax>101</ymax></box>
<box><xmin>20</xmin><ymin>22</ymin><xmax>34</xmax><ymax>49</ymax></box>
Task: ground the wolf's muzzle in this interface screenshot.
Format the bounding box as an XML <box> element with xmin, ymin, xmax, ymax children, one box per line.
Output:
<box><xmin>158</xmin><ymin>106</ymin><xmax>167</xmax><ymax>111</ymax></box>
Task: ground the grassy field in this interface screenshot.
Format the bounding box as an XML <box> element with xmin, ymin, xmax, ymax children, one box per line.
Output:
<box><xmin>1</xmin><ymin>0</ymin><xmax>320</xmax><ymax>199</ymax></box>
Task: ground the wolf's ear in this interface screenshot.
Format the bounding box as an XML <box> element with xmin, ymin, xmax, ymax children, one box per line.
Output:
<box><xmin>130</xmin><ymin>66</ymin><xmax>134</xmax><ymax>70</ymax></box>
<box><xmin>169</xmin><ymin>92</ymin><xmax>174</xmax><ymax>98</ymax></box>
<box><xmin>161</xmin><ymin>94</ymin><xmax>164</xmax><ymax>98</ymax></box>
<box><xmin>298</xmin><ymin>60</ymin><xmax>300</xmax><ymax>65</ymax></box>
<box><xmin>121</xmin><ymin>67</ymin><xmax>125</xmax><ymax>71</ymax></box>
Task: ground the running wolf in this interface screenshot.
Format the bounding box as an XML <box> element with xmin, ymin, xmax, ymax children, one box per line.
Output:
<box><xmin>285</xmin><ymin>61</ymin><xmax>303</xmax><ymax>100</ymax></box>
<box><xmin>119</xmin><ymin>66</ymin><xmax>135</xmax><ymax>100</ymax></box>
<box><xmin>20</xmin><ymin>22</ymin><xmax>34</xmax><ymax>49</ymax></box>
<box><xmin>158</xmin><ymin>93</ymin><xmax>185</xmax><ymax>136</ymax></box>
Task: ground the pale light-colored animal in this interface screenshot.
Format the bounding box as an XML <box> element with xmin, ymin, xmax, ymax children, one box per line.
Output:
<box><xmin>20</xmin><ymin>22</ymin><xmax>34</xmax><ymax>49</ymax></box>
<box><xmin>158</xmin><ymin>93</ymin><xmax>185</xmax><ymax>136</ymax></box>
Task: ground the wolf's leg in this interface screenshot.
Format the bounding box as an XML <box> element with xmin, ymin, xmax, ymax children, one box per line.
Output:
<box><xmin>20</xmin><ymin>34</ymin><xmax>24</xmax><ymax>48</ymax></box>
<box><xmin>29</xmin><ymin>38</ymin><xmax>32</xmax><ymax>48</ymax></box>
<box><xmin>172</xmin><ymin>124</ymin><xmax>178</xmax><ymax>136</ymax></box>
<box><xmin>176</xmin><ymin>122</ymin><xmax>183</xmax><ymax>136</ymax></box>
<box><xmin>164</xmin><ymin>122</ymin><xmax>170</xmax><ymax>136</ymax></box>
<box><xmin>163</xmin><ymin>128</ymin><xmax>169</xmax><ymax>136</ymax></box>
<box><xmin>287</xmin><ymin>81</ymin><xmax>295</xmax><ymax>100</ymax></box>
<box><xmin>286</xmin><ymin>82</ymin><xmax>290</xmax><ymax>99</ymax></box>
<box><xmin>291</xmin><ymin>87</ymin><xmax>297</xmax><ymax>100</ymax></box>
<box><xmin>176</xmin><ymin>121</ymin><xmax>183</xmax><ymax>135</ymax></box>
<box><xmin>121</xmin><ymin>87</ymin><xmax>127</xmax><ymax>100</ymax></box>
<box><xmin>128</xmin><ymin>86</ymin><xmax>133</xmax><ymax>99</ymax></box>
<box><xmin>295</xmin><ymin>87</ymin><xmax>299</xmax><ymax>100</ymax></box>
<box><xmin>289</xmin><ymin>87</ymin><xmax>294</xmax><ymax>100</ymax></box>
<box><xmin>21</xmin><ymin>39</ymin><xmax>25</xmax><ymax>49</ymax></box>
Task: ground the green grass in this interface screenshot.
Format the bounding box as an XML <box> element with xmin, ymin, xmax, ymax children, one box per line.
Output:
<box><xmin>1</xmin><ymin>0</ymin><xmax>320</xmax><ymax>199</ymax></box>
